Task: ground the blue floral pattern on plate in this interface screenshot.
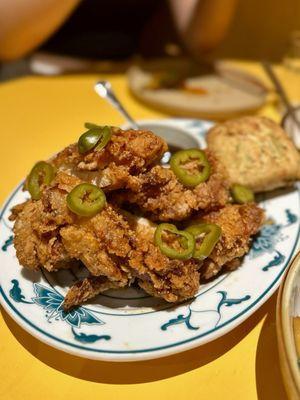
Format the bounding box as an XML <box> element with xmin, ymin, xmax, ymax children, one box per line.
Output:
<box><xmin>161</xmin><ymin>291</ymin><xmax>251</xmax><ymax>331</ymax></box>
<box><xmin>8</xmin><ymin>279</ymin><xmax>110</xmax><ymax>343</ymax></box>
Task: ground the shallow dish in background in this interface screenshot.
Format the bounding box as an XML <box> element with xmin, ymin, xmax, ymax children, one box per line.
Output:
<box><xmin>121</xmin><ymin>119</ymin><xmax>206</xmax><ymax>149</ymax></box>
<box><xmin>277</xmin><ymin>252</ymin><xmax>300</xmax><ymax>399</ymax></box>
<box><xmin>0</xmin><ymin>118</ymin><xmax>299</xmax><ymax>362</ymax></box>
<box><xmin>127</xmin><ymin>60</ymin><xmax>268</xmax><ymax>120</ymax></box>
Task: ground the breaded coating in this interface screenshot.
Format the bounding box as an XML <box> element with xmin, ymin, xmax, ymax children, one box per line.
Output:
<box><xmin>51</xmin><ymin>128</ymin><xmax>167</xmax><ymax>191</ymax></box>
<box><xmin>10</xmin><ymin>123</ymin><xmax>269</xmax><ymax>310</ymax></box>
<box><xmin>114</xmin><ymin>150</ymin><xmax>229</xmax><ymax>221</ymax></box>
<box><xmin>198</xmin><ymin>204</ymin><xmax>264</xmax><ymax>279</ymax></box>
<box><xmin>11</xmin><ymin>173</ymin><xmax>77</xmax><ymax>272</ymax></box>
<box><xmin>127</xmin><ymin>218</ymin><xmax>200</xmax><ymax>302</ymax></box>
<box><xmin>12</xmin><ymin>171</ymin><xmax>200</xmax><ymax>308</ymax></box>
<box><xmin>9</xmin><ymin>201</ymin><xmax>30</xmax><ymax>220</ymax></box>
<box><xmin>60</xmin><ymin>206</ymin><xmax>132</xmax><ymax>283</ymax></box>
<box><xmin>12</xmin><ymin>198</ymin><xmax>72</xmax><ymax>272</ymax></box>
<box><xmin>63</xmin><ymin>216</ymin><xmax>201</xmax><ymax>309</ymax></box>
<box><xmin>11</xmin><ymin>172</ymin><xmax>132</xmax><ymax>285</ymax></box>
<box><xmin>207</xmin><ymin>116</ymin><xmax>300</xmax><ymax>192</ymax></box>
<box><xmin>64</xmin><ymin>276</ymin><xmax>125</xmax><ymax>310</ymax></box>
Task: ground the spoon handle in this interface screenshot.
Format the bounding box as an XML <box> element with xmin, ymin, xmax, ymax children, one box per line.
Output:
<box><xmin>262</xmin><ymin>61</ymin><xmax>300</xmax><ymax>132</ymax></box>
<box><xmin>94</xmin><ymin>81</ymin><xmax>139</xmax><ymax>130</ymax></box>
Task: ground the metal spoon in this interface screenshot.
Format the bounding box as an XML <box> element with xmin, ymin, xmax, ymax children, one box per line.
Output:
<box><xmin>262</xmin><ymin>61</ymin><xmax>300</xmax><ymax>136</ymax></box>
<box><xmin>94</xmin><ymin>80</ymin><xmax>175</xmax><ymax>164</ymax></box>
<box><xmin>94</xmin><ymin>81</ymin><xmax>139</xmax><ymax>129</ymax></box>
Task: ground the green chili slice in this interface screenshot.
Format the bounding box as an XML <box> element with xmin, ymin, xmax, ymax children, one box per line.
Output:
<box><xmin>84</xmin><ymin>122</ymin><xmax>102</xmax><ymax>130</ymax></box>
<box><xmin>66</xmin><ymin>183</ymin><xmax>106</xmax><ymax>217</ymax></box>
<box><xmin>231</xmin><ymin>184</ymin><xmax>254</xmax><ymax>204</ymax></box>
<box><xmin>154</xmin><ymin>223</ymin><xmax>195</xmax><ymax>260</ymax></box>
<box><xmin>186</xmin><ymin>223</ymin><xmax>222</xmax><ymax>260</ymax></box>
<box><xmin>27</xmin><ymin>161</ymin><xmax>55</xmax><ymax>200</ymax></box>
<box><xmin>94</xmin><ymin>126</ymin><xmax>112</xmax><ymax>151</ymax></box>
<box><xmin>170</xmin><ymin>149</ymin><xmax>211</xmax><ymax>187</ymax></box>
<box><xmin>78</xmin><ymin>126</ymin><xmax>112</xmax><ymax>154</ymax></box>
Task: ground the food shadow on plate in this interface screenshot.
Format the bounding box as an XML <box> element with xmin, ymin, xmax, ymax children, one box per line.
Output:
<box><xmin>21</xmin><ymin>268</ymin><xmax>42</xmax><ymax>283</ymax></box>
<box><xmin>255</xmin><ymin>293</ymin><xmax>288</xmax><ymax>400</ymax></box>
<box><xmin>86</xmin><ymin>281</ymin><xmax>174</xmax><ymax>311</ymax></box>
<box><xmin>256</xmin><ymin>185</ymin><xmax>298</xmax><ymax>203</ymax></box>
<box><xmin>1</xmin><ymin>294</ymin><xmax>271</xmax><ymax>384</ymax></box>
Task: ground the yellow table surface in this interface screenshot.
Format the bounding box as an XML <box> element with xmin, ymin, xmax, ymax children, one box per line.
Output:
<box><xmin>0</xmin><ymin>61</ymin><xmax>299</xmax><ymax>400</ymax></box>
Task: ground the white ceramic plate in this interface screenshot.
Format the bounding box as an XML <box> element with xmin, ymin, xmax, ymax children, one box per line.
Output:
<box><xmin>128</xmin><ymin>61</ymin><xmax>268</xmax><ymax>120</ymax></box>
<box><xmin>0</xmin><ymin>118</ymin><xmax>299</xmax><ymax>362</ymax></box>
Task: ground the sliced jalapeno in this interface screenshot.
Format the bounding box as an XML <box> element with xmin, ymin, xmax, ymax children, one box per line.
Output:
<box><xmin>27</xmin><ymin>161</ymin><xmax>55</xmax><ymax>200</ymax></box>
<box><xmin>231</xmin><ymin>184</ymin><xmax>254</xmax><ymax>204</ymax></box>
<box><xmin>66</xmin><ymin>183</ymin><xmax>106</xmax><ymax>217</ymax></box>
<box><xmin>154</xmin><ymin>223</ymin><xmax>195</xmax><ymax>260</ymax></box>
<box><xmin>170</xmin><ymin>149</ymin><xmax>211</xmax><ymax>187</ymax></box>
<box><xmin>78</xmin><ymin>126</ymin><xmax>112</xmax><ymax>154</ymax></box>
<box><xmin>186</xmin><ymin>223</ymin><xmax>222</xmax><ymax>260</ymax></box>
<box><xmin>84</xmin><ymin>122</ymin><xmax>102</xmax><ymax>130</ymax></box>
<box><xmin>94</xmin><ymin>126</ymin><xmax>112</xmax><ymax>151</ymax></box>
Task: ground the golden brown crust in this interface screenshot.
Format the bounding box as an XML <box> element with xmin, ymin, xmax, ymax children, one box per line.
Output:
<box><xmin>60</xmin><ymin>205</ymin><xmax>133</xmax><ymax>283</ymax></box>
<box><xmin>12</xmin><ymin>172</ymin><xmax>132</xmax><ymax>283</ymax></box>
<box><xmin>12</xmin><ymin>173</ymin><xmax>78</xmax><ymax>272</ymax></box>
<box><xmin>127</xmin><ymin>219</ymin><xmax>200</xmax><ymax>302</ymax></box>
<box><xmin>63</xmin><ymin>216</ymin><xmax>201</xmax><ymax>308</ymax></box>
<box><xmin>51</xmin><ymin>128</ymin><xmax>167</xmax><ymax>190</ymax></box>
<box><xmin>207</xmin><ymin>116</ymin><xmax>300</xmax><ymax>192</ymax></box>
<box><xmin>13</xmin><ymin>200</ymin><xmax>73</xmax><ymax>272</ymax></box>
<box><xmin>63</xmin><ymin>276</ymin><xmax>126</xmax><ymax>310</ymax></box>
<box><xmin>9</xmin><ymin>201</ymin><xmax>30</xmax><ymax>221</ymax></box>
<box><xmin>13</xmin><ymin>172</ymin><xmax>200</xmax><ymax>307</ymax></box>
<box><xmin>11</xmin><ymin>124</ymin><xmax>271</xmax><ymax>309</ymax></box>
<box><xmin>114</xmin><ymin>150</ymin><xmax>229</xmax><ymax>221</ymax></box>
<box><xmin>199</xmin><ymin>203</ymin><xmax>265</xmax><ymax>279</ymax></box>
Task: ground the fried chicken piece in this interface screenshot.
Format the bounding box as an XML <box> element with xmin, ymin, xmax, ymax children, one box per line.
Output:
<box><xmin>63</xmin><ymin>216</ymin><xmax>201</xmax><ymax>309</ymax></box>
<box><xmin>12</xmin><ymin>198</ymin><xmax>72</xmax><ymax>271</ymax></box>
<box><xmin>63</xmin><ymin>276</ymin><xmax>125</xmax><ymax>310</ymax></box>
<box><xmin>60</xmin><ymin>207</ymin><xmax>131</xmax><ymax>283</ymax></box>
<box><xmin>199</xmin><ymin>203</ymin><xmax>264</xmax><ymax>279</ymax></box>
<box><xmin>11</xmin><ymin>172</ymin><xmax>132</xmax><ymax>286</ymax></box>
<box><xmin>12</xmin><ymin>170</ymin><xmax>200</xmax><ymax>309</ymax></box>
<box><xmin>11</xmin><ymin>174</ymin><xmax>76</xmax><ymax>271</ymax></box>
<box><xmin>126</xmin><ymin>217</ymin><xmax>200</xmax><ymax>302</ymax></box>
<box><xmin>113</xmin><ymin>150</ymin><xmax>229</xmax><ymax>221</ymax></box>
<box><xmin>9</xmin><ymin>201</ymin><xmax>30</xmax><ymax>221</ymax></box>
<box><xmin>51</xmin><ymin>128</ymin><xmax>167</xmax><ymax>191</ymax></box>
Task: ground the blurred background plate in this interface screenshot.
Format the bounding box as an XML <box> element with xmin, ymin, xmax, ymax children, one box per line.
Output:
<box><xmin>277</xmin><ymin>252</ymin><xmax>300</xmax><ymax>399</ymax></box>
<box><xmin>128</xmin><ymin>59</ymin><xmax>269</xmax><ymax>120</ymax></box>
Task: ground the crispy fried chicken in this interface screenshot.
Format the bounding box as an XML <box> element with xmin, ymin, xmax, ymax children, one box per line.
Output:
<box><xmin>63</xmin><ymin>276</ymin><xmax>124</xmax><ymax>310</ymax></box>
<box><xmin>63</xmin><ymin>216</ymin><xmax>201</xmax><ymax>309</ymax></box>
<box><xmin>10</xmin><ymin>125</ymin><xmax>265</xmax><ymax>310</ymax></box>
<box><xmin>63</xmin><ymin>204</ymin><xmax>264</xmax><ymax>308</ymax></box>
<box><xmin>11</xmin><ymin>172</ymin><xmax>201</xmax><ymax>309</ymax></box>
<box><xmin>11</xmin><ymin>172</ymin><xmax>131</xmax><ymax>286</ymax></box>
<box><xmin>113</xmin><ymin>150</ymin><xmax>229</xmax><ymax>221</ymax></box>
<box><xmin>199</xmin><ymin>203</ymin><xmax>265</xmax><ymax>279</ymax></box>
<box><xmin>51</xmin><ymin>127</ymin><xmax>167</xmax><ymax>191</ymax></box>
<box><xmin>126</xmin><ymin>217</ymin><xmax>200</xmax><ymax>303</ymax></box>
